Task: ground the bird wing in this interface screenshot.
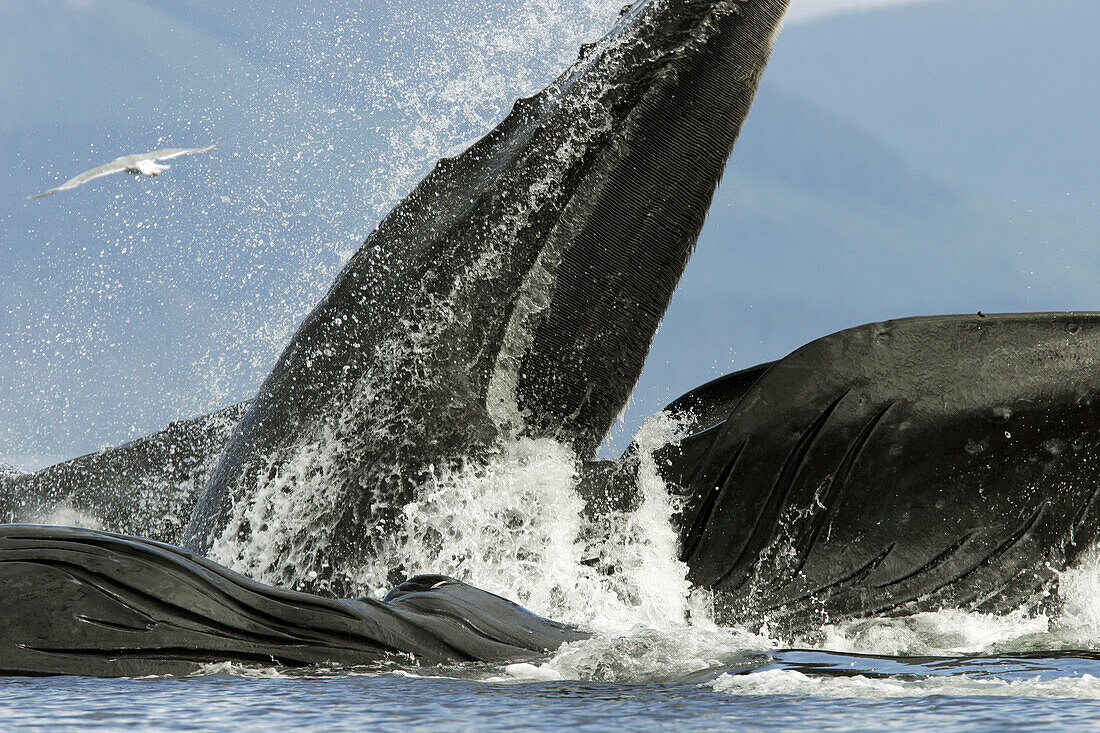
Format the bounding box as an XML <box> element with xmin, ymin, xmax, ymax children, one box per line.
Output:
<box><xmin>26</xmin><ymin>157</ymin><xmax>133</xmax><ymax>199</ymax></box>
<box><xmin>150</xmin><ymin>144</ymin><xmax>217</xmax><ymax>161</ymax></box>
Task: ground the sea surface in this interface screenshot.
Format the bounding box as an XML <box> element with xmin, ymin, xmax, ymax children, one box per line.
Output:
<box><xmin>7</xmin><ymin>648</ymin><xmax>1100</xmax><ymax>731</ymax></box>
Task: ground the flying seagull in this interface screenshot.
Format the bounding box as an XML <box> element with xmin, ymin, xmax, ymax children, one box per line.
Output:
<box><xmin>27</xmin><ymin>145</ymin><xmax>217</xmax><ymax>199</ymax></box>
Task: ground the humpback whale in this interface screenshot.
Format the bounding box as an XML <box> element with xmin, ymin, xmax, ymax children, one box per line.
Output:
<box><xmin>2</xmin><ymin>0</ymin><xmax>1097</xmax><ymax>678</ymax></box>
<box><xmin>0</xmin><ymin>525</ymin><xmax>585</xmax><ymax>677</ymax></box>
<box><xmin>184</xmin><ymin>0</ymin><xmax>790</xmax><ymax>596</ymax></box>
<box><xmin>0</xmin><ymin>405</ymin><xmax>245</xmax><ymax>542</ymax></box>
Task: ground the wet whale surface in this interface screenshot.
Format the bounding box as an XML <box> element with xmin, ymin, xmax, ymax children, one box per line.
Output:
<box><xmin>0</xmin><ymin>525</ymin><xmax>585</xmax><ymax>677</ymax></box>
<box><xmin>659</xmin><ymin>312</ymin><xmax>1100</xmax><ymax>633</ymax></box>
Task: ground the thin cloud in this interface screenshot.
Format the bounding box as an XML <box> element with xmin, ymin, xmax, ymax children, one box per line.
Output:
<box><xmin>788</xmin><ymin>0</ymin><xmax>952</xmax><ymax>23</ymax></box>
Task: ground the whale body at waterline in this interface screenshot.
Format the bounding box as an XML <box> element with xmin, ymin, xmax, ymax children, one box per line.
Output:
<box><xmin>0</xmin><ymin>525</ymin><xmax>584</xmax><ymax>677</ymax></box>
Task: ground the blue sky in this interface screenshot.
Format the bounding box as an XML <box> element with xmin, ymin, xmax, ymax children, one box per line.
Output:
<box><xmin>1</xmin><ymin>0</ymin><xmax>1095</xmax><ymax>466</ymax></box>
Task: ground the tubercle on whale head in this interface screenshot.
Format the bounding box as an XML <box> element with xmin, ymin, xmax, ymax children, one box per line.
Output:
<box><xmin>185</xmin><ymin>0</ymin><xmax>792</xmax><ymax>596</ymax></box>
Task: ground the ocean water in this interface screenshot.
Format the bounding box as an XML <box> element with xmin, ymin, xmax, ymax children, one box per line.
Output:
<box><xmin>6</xmin><ymin>644</ymin><xmax>1100</xmax><ymax>730</ymax></box>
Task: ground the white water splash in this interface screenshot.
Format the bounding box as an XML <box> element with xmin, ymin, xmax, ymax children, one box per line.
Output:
<box><xmin>191</xmin><ymin>662</ymin><xmax>294</xmax><ymax>680</ymax></box>
<box><xmin>499</xmin><ymin>625</ymin><xmax>773</xmax><ymax>683</ymax></box>
<box><xmin>813</xmin><ymin>610</ymin><xmax>1053</xmax><ymax>658</ymax></box>
<box><xmin>787</xmin><ymin>545</ymin><xmax>1100</xmax><ymax>659</ymax></box>
<box><xmin>1055</xmin><ymin>546</ymin><xmax>1100</xmax><ymax>630</ymax></box>
<box><xmin>711</xmin><ymin>668</ymin><xmax>1100</xmax><ymax>699</ymax></box>
<box><xmin>206</xmin><ymin>420</ymin><xmax>350</xmax><ymax>592</ymax></box>
<box><xmin>392</xmin><ymin>412</ymin><xmax>693</xmax><ymax>630</ymax></box>
<box><xmin>26</xmin><ymin>503</ymin><xmax>104</xmax><ymax>532</ymax></box>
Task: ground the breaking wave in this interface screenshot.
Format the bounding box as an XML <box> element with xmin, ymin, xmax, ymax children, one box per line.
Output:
<box><xmin>710</xmin><ymin>669</ymin><xmax>1100</xmax><ymax>699</ymax></box>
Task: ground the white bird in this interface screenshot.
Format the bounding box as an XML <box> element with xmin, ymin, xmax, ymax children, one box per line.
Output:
<box><xmin>27</xmin><ymin>145</ymin><xmax>217</xmax><ymax>199</ymax></box>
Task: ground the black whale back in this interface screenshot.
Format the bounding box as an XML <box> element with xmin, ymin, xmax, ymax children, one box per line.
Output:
<box><xmin>185</xmin><ymin>0</ymin><xmax>791</xmax><ymax>594</ymax></box>
<box><xmin>659</xmin><ymin>313</ymin><xmax>1100</xmax><ymax>633</ymax></box>
<box><xmin>0</xmin><ymin>405</ymin><xmax>246</xmax><ymax>544</ymax></box>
